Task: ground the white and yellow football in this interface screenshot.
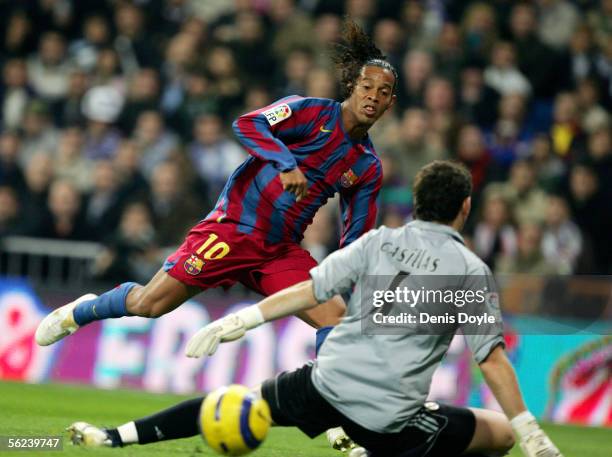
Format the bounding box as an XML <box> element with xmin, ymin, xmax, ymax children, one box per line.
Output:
<box><xmin>200</xmin><ymin>385</ymin><xmax>272</xmax><ymax>456</ymax></box>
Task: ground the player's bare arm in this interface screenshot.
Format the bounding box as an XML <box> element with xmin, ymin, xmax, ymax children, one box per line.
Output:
<box><xmin>477</xmin><ymin>345</ymin><xmax>563</xmax><ymax>457</ymax></box>
<box><xmin>185</xmin><ymin>280</ymin><xmax>318</xmax><ymax>358</ymax></box>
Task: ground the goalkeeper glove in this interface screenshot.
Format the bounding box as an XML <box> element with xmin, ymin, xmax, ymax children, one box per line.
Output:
<box><xmin>511</xmin><ymin>411</ymin><xmax>563</xmax><ymax>457</ymax></box>
<box><xmin>185</xmin><ymin>306</ymin><xmax>264</xmax><ymax>358</ymax></box>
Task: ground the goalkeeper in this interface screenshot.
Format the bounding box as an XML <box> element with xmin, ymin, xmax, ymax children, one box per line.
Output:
<box><xmin>69</xmin><ymin>161</ymin><xmax>563</xmax><ymax>457</ymax></box>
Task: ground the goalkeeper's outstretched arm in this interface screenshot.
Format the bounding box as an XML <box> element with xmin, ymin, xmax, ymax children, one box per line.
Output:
<box><xmin>480</xmin><ymin>345</ymin><xmax>563</xmax><ymax>457</ymax></box>
<box><xmin>185</xmin><ymin>280</ymin><xmax>320</xmax><ymax>358</ymax></box>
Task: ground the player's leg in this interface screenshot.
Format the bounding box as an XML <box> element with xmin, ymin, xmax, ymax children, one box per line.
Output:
<box><xmin>68</xmin><ymin>364</ymin><xmax>332</xmax><ymax>448</ymax></box>
<box><xmin>68</xmin><ymin>396</ymin><xmax>205</xmax><ymax>447</ymax></box>
<box><xmin>385</xmin><ymin>404</ymin><xmax>513</xmax><ymax>457</ymax></box>
<box><xmin>461</xmin><ymin>408</ymin><xmax>515</xmax><ymax>456</ymax></box>
<box><xmin>35</xmin><ymin>269</ymin><xmax>199</xmax><ymax>346</ymax></box>
<box><xmin>36</xmin><ymin>220</ymin><xmax>247</xmax><ymax>346</ymax></box>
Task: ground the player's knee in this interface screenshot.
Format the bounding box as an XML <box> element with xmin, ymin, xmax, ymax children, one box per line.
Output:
<box><xmin>497</xmin><ymin>429</ymin><xmax>515</xmax><ymax>453</ymax></box>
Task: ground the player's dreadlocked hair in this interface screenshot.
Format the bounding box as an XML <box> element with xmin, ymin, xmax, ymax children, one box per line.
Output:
<box><xmin>331</xmin><ymin>19</ymin><xmax>398</xmax><ymax>99</ymax></box>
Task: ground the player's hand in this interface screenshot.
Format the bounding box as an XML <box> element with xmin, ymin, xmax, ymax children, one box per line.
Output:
<box><xmin>280</xmin><ymin>168</ymin><xmax>308</xmax><ymax>202</ymax></box>
<box><xmin>519</xmin><ymin>428</ymin><xmax>563</xmax><ymax>457</ymax></box>
<box><xmin>185</xmin><ymin>314</ymin><xmax>246</xmax><ymax>358</ymax></box>
<box><xmin>512</xmin><ymin>412</ymin><xmax>563</xmax><ymax>457</ymax></box>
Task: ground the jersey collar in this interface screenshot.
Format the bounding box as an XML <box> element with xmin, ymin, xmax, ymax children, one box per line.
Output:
<box><xmin>407</xmin><ymin>220</ymin><xmax>465</xmax><ymax>245</ymax></box>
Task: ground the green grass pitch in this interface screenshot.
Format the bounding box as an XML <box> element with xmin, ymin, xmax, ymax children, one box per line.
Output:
<box><xmin>0</xmin><ymin>381</ymin><xmax>609</xmax><ymax>457</ymax></box>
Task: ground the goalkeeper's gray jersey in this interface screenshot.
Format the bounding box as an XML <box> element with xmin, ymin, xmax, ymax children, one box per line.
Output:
<box><xmin>309</xmin><ymin>220</ymin><xmax>504</xmax><ymax>433</ymax></box>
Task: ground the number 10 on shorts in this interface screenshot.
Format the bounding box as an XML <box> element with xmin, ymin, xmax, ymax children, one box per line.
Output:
<box><xmin>196</xmin><ymin>233</ymin><xmax>231</xmax><ymax>260</ymax></box>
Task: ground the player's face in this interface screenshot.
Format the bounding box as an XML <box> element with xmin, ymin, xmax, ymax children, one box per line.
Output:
<box><xmin>349</xmin><ymin>66</ymin><xmax>396</xmax><ymax>126</ymax></box>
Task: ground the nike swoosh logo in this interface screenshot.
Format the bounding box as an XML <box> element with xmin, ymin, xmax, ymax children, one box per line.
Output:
<box><xmin>320</xmin><ymin>125</ymin><xmax>333</xmax><ymax>133</ymax></box>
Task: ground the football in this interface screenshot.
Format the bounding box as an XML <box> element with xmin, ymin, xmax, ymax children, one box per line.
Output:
<box><xmin>200</xmin><ymin>385</ymin><xmax>272</xmax><ymax>456</ymax></box>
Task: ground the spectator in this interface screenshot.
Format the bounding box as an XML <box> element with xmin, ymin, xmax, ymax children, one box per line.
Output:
<box><xmin>457</xmin><ymin>64</ymin><xmax>500</xmax><ymax>129</ymax></box>
<box><xmin>27</xmin><ymin>32</ymin><xmax>72</xmax><ymax>102</ymax></box>
<box><xmin>113</xmin><ymin>2</ymin><xmax>159</xmax><ymax>73</ymax></box>
<box><xmin>537</xmin><ymin>0</ymin><xmax>580</xmax><ymax>50</ymax></box>
<box><xmin>119</xmin><ymin>68</ymin><xmax>161</xmax><ymax>133</ymax></box>
<box><xmin>484</xmin><ymin>41</ymin><xmax>531</xmax><ymax>97</ymax></box>
<box><xmin>1</xmin><ymin>10</ymin><xmax>36</xmax><ymax>58</ymax></box>
<box><xmin>21</xmin><ymin>152</ymin><xmax>54</xmax><ymax>233</ymax></box>
<box><xmin>160</xmin><ymin>32</ymin><xmax>199</xmax><ymax>116</ymax></box>
<box><xmin>495</xmin><ymin>221</ymin><xmax>562</xmax><ymax>275</ymax></box>
<box><xmin>81</xmin><ymin>85</ymin><xmax>124</xmax><ymax>160</ymax></box>
<box><xmin>188</xmin><ymin>113</ymin><xmax>246</xmax><ymax>197</ymax></box>
<box><xmin>53</xmin><ymin>126</ymin><xmax>94</xmax><ymax>192</ymax></box>
<box><xmin>378</xmin><ymin>154</ymin><xmax>412</xmax><ymax>221</ymax></box>
<box><xmin>148</xmin><ymin>161</ymin><xmax>202</xmax><ymax>247</ymax></box>
<box><xmin>278</xmin><ymin>47</ymin><xmax>314</xmax><ymax>97</ymax></box>
<box><xmin>587</xmin><ymin>0</ymin><xmax>612</xmax><ymax>50</ymax></box>
<box><xmin>423</xmin><ymin>77</ymin><xmax>460</xmax><ymax>148</ymax></box>
<box><xmin>389</xmin><ymin>108</ymin><xmax>447</xmax><ymax>187</ymax></box>
<box><xmin>173</xmin><ymin>72</ymin><xmax>219</xmax><ymax>137</ymax></box>
<box><xmin>594</xmin><ymin>37</ymin><xmax>612</xmax><ymax>108</ymax></box>
<box><xmin>132</xmin><ymin>110</ymin><xmax>180</xmax><ymax>179</ymax></box>
<box><xmin>205</xmin><ymin>45</ymin><xmax>243</xmax><ymax>114</ymax></box>
<box><xmin>401</xmin><ymin>0</ymin><xmax>439</xmax><ymax>51</ymax></box>
<box><xmin>54</xmin><ymin>69</ymin><xmax>89</xmax><ymax>127</ymax></box>
<box><xmin>434</xmin><ymin>23</ymin><xmax>464</xmax><ymax>86</ymax></box>
<box><xmin>542</xmin><ymin>194</ymin><xmax>582</xmax><ymax>273</ymax></box>
<box><xmin>456</xmin><ymin>124</ymin><xmax>500</xmax><ymax>218</ymax></box>
<box><xmin>0</xmin><ymin>186</ymin><xmax>24</xmax><ymax>238</ymax></box>
<box><xmin>397</xmin><ymin>49</ymin><xmax>433</xmax><ymax>109</ymax></box>
<box><xmin>472</xmin><ymin>193</ymin><xmax>517</xmax><ymax>270</ymax></box>
<box><xmin>461</xmin><ymin>2</ymin><xmax>498</xmax><ymax>63</ymax></box>
<box><xmin>312</xmin><ymin>14</ymin><xmax>342</xmax><ymax>62</ymax></box>
<box><xmin>1</xmin><ymin>58</ymin><xmax>32</xmax><ymax>129</ymax></box>
<box><xmin>70</xmin><ymin>14</ymin><xmax>112</xmax><ymax>71</ymax></box>
<box><xmin>269</xmin><ymin>0</ymin><xmax>316</xmax><ymax>58</ymax></box>
<box><xmin>485</xmin><ymin>159</ymin><xmax>548</xmax><ymax>225</ymax></box>
<box><xmin>566</xmin><ymin>164</ymin><xmax>612</xmax><ymax>273</ymax></box>
<box><xmin>231</xmin><ymin>11</ymin><xmax>275</xmax><ymax>83</ymax></box>
<box><xmin>305</xmin><ymin>68</ymin><xmax>337</xmax><ymax>100</ymax></box>
<box><xmin>345</xmin><ymin>0</ymin><xmax>377</xmax><ymax>34</ymax></box>
<box><xmin>585</xmin><ymin>127</ymin><xmax>612</xmax><ymax>185</ymax></box>
<box><xmin>18</xmin><ymin>100</ymin><xmax>58</xmax><ymax>168</ymax></box>
<box><xmin>113</xmin><ymin>139</ymin><xmax>149</xmax><ymax>200</ymax></box>
<box><xmin>0</xmin><ymin>130</ymin><xmax>26</xmax><ymax>191</ymax></box>
<box><xmin>373</xmin><ymin>19</ymin><xmax>404</xmax><ymax>70</ymax></box>
<box><xmin>563</xmin><ymin>25</ymin><xmax>599</xmax><ymax>88</ymax></box>
<box><xmin>37</xmin><ymin>179</ymin><xmax>89</xmax><ymax>240</ymax></box>
<box><xmin>575</xmin><ymin>78</ymin><xmax>610</xmax><ymax>134</ymax></box>
<box><xmin>92</xmin><ymin>201</ymin><xmax>160</xmax><ymax>283</ymax></box>
<box><xmin>509</xmin><ymin>2</ymin><xmax>560</xmax><ymax>98</ymax></box>
<box><xmin>83</xmin><ymin>159</ymin><xmax>125</xmax><ymax>239</ymax></box>
<box><xmin>91</xmin><ymin>47</ymin><xmax>125</xmax><ymax>90</ymax></box>
<box><xmin>485</xmin><ymin>93</ymin><xmax>532</xmax><ymax>168</ymax></box>
<box><xmin>530</xmin><ymin>133</ymin><xmax>566</xmax><ymax>192</ymax></box>
<box><xmin>550</xmin><ymin>92</ymin><xmax>581</xmax><ymax>158</ymax></box>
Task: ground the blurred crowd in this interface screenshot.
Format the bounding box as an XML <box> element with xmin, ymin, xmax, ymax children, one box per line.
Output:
<box><xmin>0</xmin><ymin>0</ymin><xmax>611</xmax><ymax>282</ymax></box>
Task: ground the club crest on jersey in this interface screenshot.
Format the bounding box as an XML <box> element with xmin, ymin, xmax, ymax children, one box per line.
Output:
<box><xmin>263</xmin><ymin>103</ymin><xmax>292</xmax><ymax>125</ymax></box>
<box><xmin>340</xmin><ymin>169</ymin><xmax>358</xmax><ymax>188</ymax></box>
<box><xmin>184</xmin><ymin>254</ymin><xmax>205</xmax><ymax>275</ymax></box>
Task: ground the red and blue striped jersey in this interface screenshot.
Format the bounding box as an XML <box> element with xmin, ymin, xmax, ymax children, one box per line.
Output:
<box><xmin>205</xmin><ymin>96</ymin><xmax>382</xmax><ymax>248</ymax></box>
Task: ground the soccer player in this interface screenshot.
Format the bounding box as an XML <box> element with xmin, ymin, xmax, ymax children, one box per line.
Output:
<box><xmin>35</xmin><ymin>20</ymin><xmax>397</xmax><ymax>359</ymax></box>
<box><xmin>67</xmin><ymin>161</ymin><xmax>563</xmax><ymax>457</ymax></box>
